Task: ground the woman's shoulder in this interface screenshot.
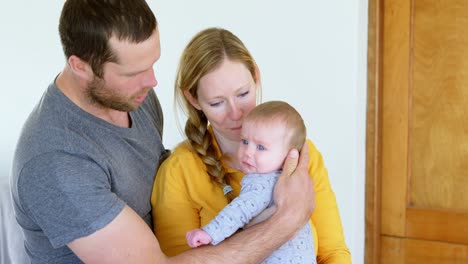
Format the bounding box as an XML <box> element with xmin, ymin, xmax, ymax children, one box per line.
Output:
<box><xmin>304</xmin><ymin>138</ymin><xmax>328</xmax><ymax>176</ymax></box>
<box><xmin>155</xmin><ymin>141</ymin><xmax>213</xmax><ymax>188</ymax></box>
<box><xmin>157</xmin><ymin>141</ymin><xmax>204</xmax><ymax>175</ymax></box>
<box><xmin>161</xmin><ymin>141</ymin><xmax>200</xmax><ymax>164</ymax></box>
<box><xmin>305</xmin><ymin>138</ymin><xmax>321</xmax><ymax>156</ymax></box>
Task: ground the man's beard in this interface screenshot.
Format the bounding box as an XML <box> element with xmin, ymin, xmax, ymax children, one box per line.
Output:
<box><xmin>86</xmin><ymin>77</ymin><xmax>139</xmax><ymax>112</ymax></box>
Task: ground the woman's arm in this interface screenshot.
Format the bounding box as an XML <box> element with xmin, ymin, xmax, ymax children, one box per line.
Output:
<box><xmin>307</xmin><ymin>140</ymin><xmax>351</xmax><ymax>263</ymax></box>
<box><xmin>151</xmin><ymin>150</ymin><xmax>203</xmax><ymax>256</ymax></box>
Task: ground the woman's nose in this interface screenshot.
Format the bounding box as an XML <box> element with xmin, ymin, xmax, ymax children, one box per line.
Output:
<box><xmin>228</xmin><ymin>103</ymin><xmax>242</xmax><ymax>121</ymax></box>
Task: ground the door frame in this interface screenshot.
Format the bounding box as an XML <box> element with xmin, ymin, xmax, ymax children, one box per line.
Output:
<box><xmin>365</xmin><ymin>0</ymin><xmax>383</xmax><ymax>263</ymax></box>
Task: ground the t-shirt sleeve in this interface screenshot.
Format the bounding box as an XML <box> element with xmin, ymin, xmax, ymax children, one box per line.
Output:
<box><xmin>16</xmin><ymin>151</ymin><xmax>125</xmax><ymax>248</ymax></box>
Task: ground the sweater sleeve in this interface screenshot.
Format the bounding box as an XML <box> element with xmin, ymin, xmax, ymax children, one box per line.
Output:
<box><xmin>307</xmin><ymin>140</ymin><xmax>352</xmax><ymax>263</ymax></box>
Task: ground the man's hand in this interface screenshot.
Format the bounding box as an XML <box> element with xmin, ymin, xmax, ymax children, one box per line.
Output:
<box><xmin>273</xmin><ymin>142</ymin><xmax>315</xmax><ymax>234</ymax></box>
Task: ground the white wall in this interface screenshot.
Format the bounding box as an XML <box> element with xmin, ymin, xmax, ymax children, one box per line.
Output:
<box><xmin>0</xmin><ymin>1</ymin><xmax>367</xmax><ymax>263</ymax></box>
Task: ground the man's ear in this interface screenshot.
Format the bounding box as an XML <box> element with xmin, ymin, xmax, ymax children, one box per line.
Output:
<box><xmin>68</xmin><ymin>55</ymin><xmax>93</xmax><ymax>81</ymax></box>
<box><xmin>183</xmin><ymin>90</ymin><xmax>202</xmax><ymax>110</ymax></box>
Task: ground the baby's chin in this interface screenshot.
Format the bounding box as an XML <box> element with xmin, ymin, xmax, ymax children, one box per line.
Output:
<box><xmin>240</xmin><ymin>164</ymin><xmax>257</xmax><ymax>174</ymax></box>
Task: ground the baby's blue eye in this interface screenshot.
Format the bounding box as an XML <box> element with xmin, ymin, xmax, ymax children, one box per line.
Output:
<box><xmin>242</xmin><ymin>139</ymin><xmax>249</xmax><ymax>145</ymax></box>
<box><xmin>257</xmin><ymin>145</ymin><xmax>265</xmax><ymax>151</ymax></box>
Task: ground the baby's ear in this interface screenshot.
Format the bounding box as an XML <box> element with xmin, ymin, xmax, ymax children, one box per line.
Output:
<box><xmin>183</xmin><ymin>90</ymin><xmax>202</xmax><ymax>110</ymax></box>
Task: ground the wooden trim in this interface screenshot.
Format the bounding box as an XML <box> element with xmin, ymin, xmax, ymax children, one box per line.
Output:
<box><xmin>380</xmin><ymin>236</ymin><xmax>405</xmax><ymax>264</ymax></box>
<box><xmin>406</xmin><ymin>208</ymin><xmax>468</xmax><ymax>245</ymax></box>
<box><xmin>365</xmin><ymin>0</ymin><xmax>383</xmax><ymax>263</ymax></box>
<box><xmin>380</xmin><ymin>0</ymin><xmax>411</xmax><ymax>237</ymax></box>
<box><xmin>381</xmin><ymin>235</ymin><xmax>468</xmax><ymax>263</ymax></box>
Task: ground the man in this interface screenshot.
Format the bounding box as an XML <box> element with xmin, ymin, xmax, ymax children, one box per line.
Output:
<box><xmin>11</xmin><ymin>0</ymin><xmax>315</xmax><ymax>263</ymax></box>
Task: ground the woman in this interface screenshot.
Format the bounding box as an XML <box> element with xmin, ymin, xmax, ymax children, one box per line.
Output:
<box><xmin>151</xmin><ymin>27</ymin><xmax>351</xmax><ymax>263</ymax></box>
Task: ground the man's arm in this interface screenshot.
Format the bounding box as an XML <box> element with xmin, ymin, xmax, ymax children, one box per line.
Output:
<box><xmin>244</xmin><ymin>205</ymin><xmax>276</xmax><ymax>229</ymax></box>
<box><xmin>68</xmin><ymin>206</ymin><xmax>166</xmax><ymax>263</ymax></box>
<box><xmin>68</xmin><ymin>144</ymin><xmax>314</xmax><ymax>264</ymax></box>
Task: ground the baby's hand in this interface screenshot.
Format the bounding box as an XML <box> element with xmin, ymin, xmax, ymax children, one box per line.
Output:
<box><xmin>186</xmin><ymin>228</ymin><xmax>213</xmax><ymax>248</ymax></box>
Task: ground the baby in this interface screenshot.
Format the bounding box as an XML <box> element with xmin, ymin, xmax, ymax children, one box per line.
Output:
<box><xmin>186</xmin><ymin>101</ymin><xmax>316</xmax><ymax>264</ymax></box>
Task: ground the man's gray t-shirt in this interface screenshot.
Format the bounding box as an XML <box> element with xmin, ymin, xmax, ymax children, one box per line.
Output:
<box><xmin>10</xmin><ymin>82</ymin><xmax>167</xmax><ymax>263</ymax></box>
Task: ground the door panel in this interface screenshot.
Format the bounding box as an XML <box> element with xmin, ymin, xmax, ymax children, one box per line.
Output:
<box><xmin>381</xmin><ymin>236</ymin><xmax>468</xmax><ymax>264</ymax></box>
<box><xmin>411</xmin><ymin>0</ymin><xmax>468</xmax><ymax>212</ymax></box>
<box><xmin>406</xmin><ymin>208</ymin><xmax>468</xmax><ymax>245</ymax></box>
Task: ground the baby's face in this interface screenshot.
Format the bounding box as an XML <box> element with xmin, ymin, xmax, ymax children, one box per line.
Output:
<box><xmin>237</xmin><ymin>120</ymin><xmax>290</xmax><ymax>174</ymax></box>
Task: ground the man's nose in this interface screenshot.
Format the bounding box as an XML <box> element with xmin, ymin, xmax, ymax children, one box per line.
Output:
<box><xmin>143</xmin><ymin>68</ymin><xmax>158</xmax><ymax>88</ymax></box>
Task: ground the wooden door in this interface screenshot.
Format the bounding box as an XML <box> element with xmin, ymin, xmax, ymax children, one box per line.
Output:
<box><xmin>365</xmin><ymin>0</ymin><xmax>468</xmax><ymax>263</ymax></box>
